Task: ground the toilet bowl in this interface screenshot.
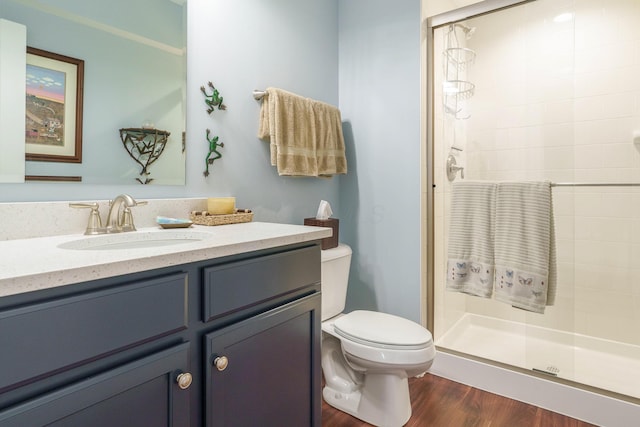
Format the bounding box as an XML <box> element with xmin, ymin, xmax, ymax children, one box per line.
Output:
<box><xmin>320</xmin><ymin>244</ymin><xmax>435</xmax><ymax>427</ymax></box>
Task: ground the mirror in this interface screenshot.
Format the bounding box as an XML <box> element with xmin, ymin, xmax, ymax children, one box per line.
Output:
<box><xmin>0</xmin><ymin>18</ymin><xmax>26</xmax><ymax>183</ymax></box>
<box><xmin>0</xmin><ymin>0</ymin><xmax>186</xmax><ymax>185</ymax></box>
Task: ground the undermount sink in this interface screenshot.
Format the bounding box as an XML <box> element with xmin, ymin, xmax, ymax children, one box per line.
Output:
<box><xmin>57</xmin><ymin>230</ymin><xmax>213</xmax><ymax>251</ymax></box>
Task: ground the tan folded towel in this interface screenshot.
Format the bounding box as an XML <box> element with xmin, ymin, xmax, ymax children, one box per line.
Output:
<box><xmin>258</xmin><ymin>87</ymin><xmax>347</xmax><ymax>177</ymax></box>
<box><xmin>312</xmin><ymin>101</ymin><xmax>347</xmax><ymax>177</ymax></box>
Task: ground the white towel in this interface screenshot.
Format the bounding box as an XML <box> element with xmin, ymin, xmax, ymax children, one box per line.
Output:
<box><xmin>446</xmin><ymin>181</ymin><xmax>497</xmax><ymax>298</ymax></box>
<box><xmin>493</xmin><ymin>182</ymin><xmax>556</xmax><ymax>313</ymax></box>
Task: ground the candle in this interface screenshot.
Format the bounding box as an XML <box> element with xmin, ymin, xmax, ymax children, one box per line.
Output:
<box><xmin>207</xmin><ymin>197</ymin><xmax>236</xmax><ymax>215</ymax></box>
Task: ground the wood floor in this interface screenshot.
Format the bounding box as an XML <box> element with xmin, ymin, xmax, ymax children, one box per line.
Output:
<box><xmin>321</xmin><ymin>373</ymin><xmax>596</xmax><ymax>427</ymax></box>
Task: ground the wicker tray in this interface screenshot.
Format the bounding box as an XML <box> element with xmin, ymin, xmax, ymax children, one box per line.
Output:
<box><xmin>190</xmin><ymin>210</ymin><xmax>254</xmax><ymax>226</ymax></box>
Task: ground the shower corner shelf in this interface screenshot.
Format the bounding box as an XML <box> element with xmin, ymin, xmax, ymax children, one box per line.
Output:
<box><xmin>442</xmin><ymin>24</ymin><xmax>476</xmax><ymax>120</ymax></box>
<box><xmin>443</xmin><ymin>80</ymin><xmax>475</xmax><ymax>101</ymax></box>
<box><xmin>443</xmin><ymin>47</ymin><xmax>476</xmax><ymax>70</ymax></box>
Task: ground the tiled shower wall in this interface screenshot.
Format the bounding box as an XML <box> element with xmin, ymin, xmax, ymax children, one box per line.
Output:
<box><xmin>434</xmin><ymin>0</ymin><xmax>640</xmax><ymax>345</ymax></box>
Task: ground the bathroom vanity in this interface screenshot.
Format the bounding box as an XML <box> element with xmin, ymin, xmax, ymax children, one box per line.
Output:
<box><xmin>0</xmin><ymin>222</ymin><xmax>329</xmax><ymax>426</ymax></box>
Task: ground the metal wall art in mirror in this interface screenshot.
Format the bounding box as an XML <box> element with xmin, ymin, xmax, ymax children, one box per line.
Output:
<box><xmin>25</xmin><ymin>47</ymin><xmax>84</xmax><ymax>163</ymax></box>
<box><xmin>119</xmin><ymin>127</ymin><xmax>170</xmax><ymax>184</ymax></box>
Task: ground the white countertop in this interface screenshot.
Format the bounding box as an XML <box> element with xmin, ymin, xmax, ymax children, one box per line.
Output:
<box><xmin>0</xmin><ymin>222</ymin><xmax>331</xmax><ymax>298</ymax></box>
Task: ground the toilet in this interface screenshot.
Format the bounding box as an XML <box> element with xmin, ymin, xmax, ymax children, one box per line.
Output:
<box><xmin>321</xmin><ymin>244</ymin><xmax>435</xmax><ymax>427</ymax></box>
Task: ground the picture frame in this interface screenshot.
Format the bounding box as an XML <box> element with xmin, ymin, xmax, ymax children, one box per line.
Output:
<box><xmin>25</xmin><ymin>175</ymin><xmax>82</xmax><ymax>182</ymax></box>
<box><xmin>25</xmin><ymin>47</ymin><xmax>84</xmax><ymax>163</ymax></box>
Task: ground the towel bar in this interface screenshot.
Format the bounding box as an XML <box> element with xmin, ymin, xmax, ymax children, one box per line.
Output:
<box><xmin>551</xmin><ymin>182</ymin><xmax>640</xmax><ymax>187</ymax></box>
<box><xmin>253</xmin><ymin>90</ymin><xmax>266</xmax><ymax>100</ymax></box>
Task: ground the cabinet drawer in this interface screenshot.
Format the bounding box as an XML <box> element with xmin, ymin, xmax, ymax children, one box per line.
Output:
<box><xmin>0</xmin><ymin>272</ymin><xmax>188</xmax><ymax>392</ymax></box>
<box><xmin>203</xmin><ymin>245</ymin><xmax>320</xmax><ymax>322</ymax></box>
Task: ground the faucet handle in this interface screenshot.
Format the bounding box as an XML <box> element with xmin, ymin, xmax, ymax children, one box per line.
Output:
<box><xmin>70</xmin><ymin>202</ymin><xmax>104</xmax><ymax>235</ymax></box>
<box><xmin>120</xmin><ymin>200</ymin><xmax>147</xmax><ymax>232</ymax></box>
<box><xmin>120</xmin><ymin>207</ymin><xmax>136</xmax><ymax>232</ymax></box>
<box><xmin>446</xmin><ymin>155</ymin><xmax>465</xmax><ymax>181</ymax></box>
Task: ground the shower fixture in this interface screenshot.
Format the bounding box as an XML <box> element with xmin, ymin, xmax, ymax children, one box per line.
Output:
<box><xmin>446</xmin><ymin>154</ymin><xmax>464</xmax><ymax>181</ymax></box>
<box><xmin>454</xmin><ymin>23</ymin><xmax>476</xmax><ymax>39</ymax></box>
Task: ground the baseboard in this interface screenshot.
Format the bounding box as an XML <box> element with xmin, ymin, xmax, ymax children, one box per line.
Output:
<box><xmin>430</xmin><ymin>351</ymin><xmax>639</xmax><ymax>427</ymax></box>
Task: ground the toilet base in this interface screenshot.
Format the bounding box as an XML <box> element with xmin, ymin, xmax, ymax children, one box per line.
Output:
<box><xmin>321</xmin><ymin>318</ymin><xmax>433</xmax><ymax>426</ymax></box>
<box><xmin>323</xmin><ymin>372</ymin><xmax>412</xmax><ymax>427</ymax></box>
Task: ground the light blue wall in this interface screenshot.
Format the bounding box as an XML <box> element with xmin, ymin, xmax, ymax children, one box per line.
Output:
<box><xmin>0</xmin><ymin>0</ymin><xmax>342</xmax><ymax>226</ymax></box>
<box><xmin>0</xmin><ymin>0</ymin><xmax>422</xmax><ymax>323</ymax></box>
<box><xmin>184</xmin><ymin>0</ymin><xmax>341</xmax><ymax>223</ymax></box>
<box><xmin>338</xmin><ymin>0</ymin><xmax>422</xmax><ymax>322</ymax></box>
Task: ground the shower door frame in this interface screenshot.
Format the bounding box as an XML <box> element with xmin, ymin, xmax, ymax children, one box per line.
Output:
<box><xmin>424</xmin><ymin>0</ymin><xmax>532</xmax><ymax>334</ymax></box>
<box><xmin>423</xmin><ymin>0</ymin><xmax>640</xmax><ymax>407</ymax></box>
<box><xmin>422</xmin><ymin>3</ymin><xmax>640</xmax><ymax>423</ymax></box>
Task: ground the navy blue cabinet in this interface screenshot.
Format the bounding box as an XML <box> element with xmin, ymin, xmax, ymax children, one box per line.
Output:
<box><xmin>0</xmin><ymin>343</ymin><xmax>190</xmax><ymax>427</ymax></box>
<box><xmin>0</xmin><ymin>242</ymin><xmax>321</xmax><ymax>427</ymax></box>
<box><xmin>205</xmin><ymin>293</ymin><xmax>321</xmax><ymax>427</ymax></box>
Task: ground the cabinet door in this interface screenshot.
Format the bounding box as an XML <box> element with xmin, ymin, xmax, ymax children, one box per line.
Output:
<box><xmin>205</xmin><ymin>293</ymin><xmax>321</xmax><ymax>427</ymax></box>
<box><xmin>0</xmin><ymin>343</ymin><xmax>191</xmax><ymax>427</ymax></box>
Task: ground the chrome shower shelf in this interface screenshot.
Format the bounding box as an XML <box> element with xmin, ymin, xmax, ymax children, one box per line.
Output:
<box><xmin>443</xmin><ymin>80</ymin><xmax>475</xmax><ymax>101</ymax></box>
<box><xmin>443</xmin><ymin>47</ymin><xmax>476</xmax><ymax>70</ymax></box>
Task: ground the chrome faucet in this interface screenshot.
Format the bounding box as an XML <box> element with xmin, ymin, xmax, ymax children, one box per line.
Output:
<box><xmin>105</xmin><ymin>194</ymin><xmax>146</xmax><ymax>233</ymax></box>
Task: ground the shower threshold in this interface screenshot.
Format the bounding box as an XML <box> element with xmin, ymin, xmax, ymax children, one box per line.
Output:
<box><xmin>436</xmin><ymin>313</ymin><xmax>640</xmax><ymax>400</ymax></box>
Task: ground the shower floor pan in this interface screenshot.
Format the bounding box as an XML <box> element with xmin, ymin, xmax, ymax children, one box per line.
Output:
<box><xmin>436</xmin><ymin>313</ymin><xmax>640</xmax><ymax>399</ymax></box>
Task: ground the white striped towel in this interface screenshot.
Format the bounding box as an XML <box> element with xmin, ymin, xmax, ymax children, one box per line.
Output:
<box><xmin>493</xmin><ymin>181</ymin><xmax>557</xmax><ymax>313</ymax></box>
<box><xmin>446</xmin><ymin>181</ymin><xmax>497</xmax><ymax>298</ymax></box>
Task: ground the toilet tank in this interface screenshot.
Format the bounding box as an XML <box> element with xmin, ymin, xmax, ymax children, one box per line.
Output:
<box><xmin>320</xmin><ymin>243</ymin><xmax>352</xmax><ymax>321</ymax></box>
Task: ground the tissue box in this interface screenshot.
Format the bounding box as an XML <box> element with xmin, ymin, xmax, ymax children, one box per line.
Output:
<box><xmin>304</xmin><ymin>218</ymin><xmax>339</xmax><ymax>250</ymax></box>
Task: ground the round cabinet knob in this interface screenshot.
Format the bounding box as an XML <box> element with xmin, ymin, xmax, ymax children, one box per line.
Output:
<box><xmin>176</xmin><ymin>372</ymin><xmax>193</xmax><ymax>390</ymax></box>
<box><xmin>214</xmin><ymin>356</ymin><xmax>229</xmax><ymax>371</ymax></box>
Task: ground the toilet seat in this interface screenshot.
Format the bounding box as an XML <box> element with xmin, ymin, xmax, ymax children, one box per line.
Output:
<box><xmin>334</xmin><ymin>310</ymin><xmax>433</xmax><ymax>350</ymax></box>
<box><xmin>327</xmin><ymin>310</ymin><xmax>436</xmax><ymax>367</ymax></box>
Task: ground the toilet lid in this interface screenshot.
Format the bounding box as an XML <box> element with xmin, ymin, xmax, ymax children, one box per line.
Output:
<box><xmin>333</xmin><ymin>311</ymin><xmax>433</xmax><ymax>350</ymax></box>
